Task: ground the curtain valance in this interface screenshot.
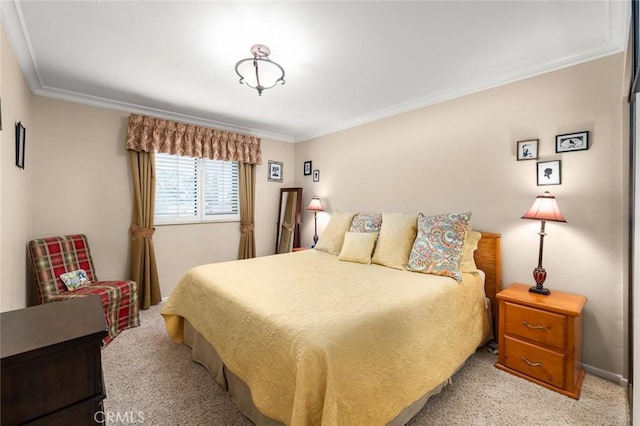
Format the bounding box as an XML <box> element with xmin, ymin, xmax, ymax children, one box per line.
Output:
<box><xmin>126</xmin><ymin>113</ymin><xmax>262</xmax><ymax>165</ymax></box>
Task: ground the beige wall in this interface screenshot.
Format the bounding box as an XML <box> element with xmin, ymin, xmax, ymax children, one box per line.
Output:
<box><xmin>294</xmin><ymin>53</ymin><xmax>628</xmax><ymax>378</ymax></box>
<box><xmin>29</xmin><ymin>96</ymin><xmax>294</xmax><ymax>300</ymax></box>
<box><xmin>30</xmin><ymin>100</ymin><xmax>132</xmax><ymax>296</ymax></box>
<box><xmin>1</xmin><ymin>24</ymin><xmax>34</xmax><ymax>311</ymax></box>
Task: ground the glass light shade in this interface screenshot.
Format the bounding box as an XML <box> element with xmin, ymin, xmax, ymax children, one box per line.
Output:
<box><xmin>521</xmin><ymin>191</ymin><xmax>566</xmax><ymax>223</ymax></box>
<box><xmin>236</xmin><ymin>59</ymin><xmax>284</xmax><ymax>88</ymax></box>
<box><xmin>235</xmin><ymin>45</ymin><xmax>285</xmax><ymax>96</ymax></box>
<box><xmin>307</xmin><ymin>196</ymin><xmax>323</xmax><ymax>212</ymax></box>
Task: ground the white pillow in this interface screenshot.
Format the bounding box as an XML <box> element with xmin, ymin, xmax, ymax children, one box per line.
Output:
<box><xmin>371</xmin><ymin>213</ymin><xmax>417</xmax><ymax>270</ymax></box>
<box><xmin>338</xmin><ymin>232</ymin><xmax>379</xmax><ymax>264</ymax></box>
<box><xmin>314</xmin><ymin>212</ymin><xmax>356</xmax><ymax>255</ymax></box>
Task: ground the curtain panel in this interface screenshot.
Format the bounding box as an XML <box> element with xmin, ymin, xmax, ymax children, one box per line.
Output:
<box><xmin>238</xmin><ymin>162</ymin><xmax>256</xmax><ymax>260</ymax></box>
<box><xmin>126</xmin><ymin>113</ymin><xmax>262</xmax><ymax>165</ymax></box>
<box><xmin>128</xmin><ymin>150</ymin><xmax>161</xmax><ymax>309</ymax></box>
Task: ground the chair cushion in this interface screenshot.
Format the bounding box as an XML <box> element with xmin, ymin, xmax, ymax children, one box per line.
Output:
<box><xmin>49</xmin><ymin>280</ymin><xmax>140</xmax><ymax>345</ymax></box>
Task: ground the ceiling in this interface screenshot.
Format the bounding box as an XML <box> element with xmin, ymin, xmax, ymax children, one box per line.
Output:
<box><xmin>1</xmin><ymin>1</ymin><xmax>630</xmax><ymax>143</ymax></box>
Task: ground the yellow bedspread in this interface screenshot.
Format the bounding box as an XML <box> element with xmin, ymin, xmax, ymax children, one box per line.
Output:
<box><xmin>161</xmin><ymin>249</ymin><xmax>486</xmax><ymax>425</ymax></box>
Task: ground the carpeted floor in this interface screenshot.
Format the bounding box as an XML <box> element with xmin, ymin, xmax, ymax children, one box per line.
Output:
<box><xmin>102</xmin><ymin>305</ymin><xmax>630</xmax><ymax>425</ymax></box>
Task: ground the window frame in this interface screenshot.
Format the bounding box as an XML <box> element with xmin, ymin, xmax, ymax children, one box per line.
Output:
<box><xmin>154</xmin><ymin>153</ymin><xmax>240</xmax><ymax>225</ymax></box>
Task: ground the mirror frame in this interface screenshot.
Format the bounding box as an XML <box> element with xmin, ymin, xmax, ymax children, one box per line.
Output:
<box><xmin>275</xmin><ymin>187</ymin><xmax>303</xmax><ymax>254</ymax></box>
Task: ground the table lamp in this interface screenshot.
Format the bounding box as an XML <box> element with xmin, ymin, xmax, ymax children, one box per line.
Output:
<box><xmin>521</xmin><ymin>191</ymin><xmax>567</xmax><ymax>295</ymax></box>
<box><xmin>306</xmin><ymin>196</ymin><xmax>324</xmax><ymax>247</ymax></box>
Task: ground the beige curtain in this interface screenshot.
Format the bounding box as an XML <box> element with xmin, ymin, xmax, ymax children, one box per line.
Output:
<box><xmin>238</xmin><ymin>162</ymin><xmax>257</xmax><ymax>259</ymax></box>
<box><xmin>129</xmin><ymin>150</ymin><xmax>161</xmax><ymax>309</ymax></box>
<box><xmin>126</xmin><ymin>114</ymin><xmax>262</xmax><ymax>297</ymax></box>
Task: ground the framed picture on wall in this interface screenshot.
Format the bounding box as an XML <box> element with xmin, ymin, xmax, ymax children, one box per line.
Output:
<box><xmin>304</xmin><ymin>161</ymin><xmax>312</xmax><ymax>176</ymax></box>
<box><xmin>313</xmin><ymin>170</ymin><xmax>320</xmax><ymax>182</ymax></box>
<box><xmin>268</xmin><ymin>160</ymin><xmax>283</xmax><ymax>182</ymax></box>
<box><xmin>15</xmin><ymin>121</ymin><xmax>26</xmax><ymax>169</ymax></box>
<box><xmin>556</xmin><ymin>131</ymin><xmax>589</xmax><ymax>153</ymax></box>
<box><xmin>516</xmin><ymin>139</ymin><xmax>538</xmax><ymax>161</ymax></box>
<box><xmin>537</xmin><ymin>160</ymin><xmax>561</xmax><ymax>186</ymax></box>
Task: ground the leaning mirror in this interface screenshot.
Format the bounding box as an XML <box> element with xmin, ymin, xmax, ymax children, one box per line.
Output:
<box><xmin>275</xmin><ymin>187</ymin><xmax>303</xmax><ymax>254</ymax></box>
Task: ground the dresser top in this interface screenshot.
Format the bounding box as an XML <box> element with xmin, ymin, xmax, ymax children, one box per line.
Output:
<box><xmin>1</xmin><ymin>296</ymin><xmax>107</xmax><ymax>359</ymax></box>
<box><xmin>497</xmin><ymin>283</ymin><xmax>587</xmax><ymax>316</ymax></box>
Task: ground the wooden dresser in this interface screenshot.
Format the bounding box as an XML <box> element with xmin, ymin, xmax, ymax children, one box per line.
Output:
<box><xmin>495</xmin><ymin>283</ymin><xmax>587</xmax><ymax>399</ymax></box>
<box><xmin>1</xmin><ymin>296</ymin><xmax>108</xmax><ymax>425</ymax></box>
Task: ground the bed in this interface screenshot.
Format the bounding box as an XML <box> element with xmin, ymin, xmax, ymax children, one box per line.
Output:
<box><xmin>161</xmin><ymin>221</ymin><xmax>501</xmax><ymax>426</ymax></box>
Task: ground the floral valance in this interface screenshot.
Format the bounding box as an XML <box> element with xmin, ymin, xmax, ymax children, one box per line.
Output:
<box><xmin>126</xmin><ymin>114</ymin><xmax>262</xmax><ymax>165</ymax></box>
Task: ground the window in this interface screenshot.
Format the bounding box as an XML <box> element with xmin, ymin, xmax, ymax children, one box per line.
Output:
<box><xmin>155</xmin><ymin>152</ymin><xmax>240</xmax><ymax>224</ymax></box>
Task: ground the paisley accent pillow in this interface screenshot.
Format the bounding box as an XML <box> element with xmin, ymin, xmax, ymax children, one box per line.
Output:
<box><xmin>59</xmin><ymin>269</ymin><xmax>91</xmax><ymax>291</ymax></box>
<box><xmin>407</xmin><ymin>212</ymin><xmax>472</xmax><ymax>282</ymax></box>
<box><xmin>349</xmin><ymin>213</ymin><xmax>383</xmax><ymax>233</ymax></box>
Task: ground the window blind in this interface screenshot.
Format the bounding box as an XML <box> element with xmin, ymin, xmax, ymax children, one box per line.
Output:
<box><xmin>155</xmin><ymin>153</ymin><xmax>239</xmax><ymax>224</ymax></box>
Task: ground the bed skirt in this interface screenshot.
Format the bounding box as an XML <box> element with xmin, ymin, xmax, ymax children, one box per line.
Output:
<box><xmin>183</xmin><ymin>320</ymin><xmax>452</xmax><ymax>426</ymax></box>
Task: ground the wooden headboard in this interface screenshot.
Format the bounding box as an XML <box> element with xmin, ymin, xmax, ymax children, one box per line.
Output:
<box><xmin>474</xmin><ymin>232</ymin><xmax>502</xmax><ymax>332</ymax></box>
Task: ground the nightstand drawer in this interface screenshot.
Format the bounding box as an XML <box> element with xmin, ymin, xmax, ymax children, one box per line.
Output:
<box><xmin>504</xmin><ymin>336</ymin><xmax>565</xmax><ymax>389</ymax></box>
<box><xmin>504</xmin><ymin>302</ymin><xmax>566</xmax><ymax>350</ymax></box>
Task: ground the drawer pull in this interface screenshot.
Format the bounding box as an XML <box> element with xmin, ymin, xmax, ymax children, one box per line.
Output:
<box><xmin>522</xmin><ymin>320</ymin><xmax>544</xmax><ymax>330</ymax></box>
<box><xmin>521</xmin><ymin>356</ymin><xmax>542</xmax><ymax>367</ymax></box>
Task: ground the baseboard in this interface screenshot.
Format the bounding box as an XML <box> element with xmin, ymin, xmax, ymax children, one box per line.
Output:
<box><xmin>583</xmin><ymin>363</ymin><xmax>629</xmax><ymax>387</ymax></box>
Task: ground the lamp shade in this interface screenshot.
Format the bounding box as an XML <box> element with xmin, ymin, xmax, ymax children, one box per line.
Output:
<box><xmin>307</xmin><ymin>196</ymin><xmax>323</xmax><ymax>212</ymax></box>
<box><xmin>521</xmin><ymin>191</ymin><xmax>566</xmax><ymax>223</ymax></box>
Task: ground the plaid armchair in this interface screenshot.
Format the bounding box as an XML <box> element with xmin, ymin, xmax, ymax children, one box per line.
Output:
<box><xmin>28</xmin><ymin>234</ymin><xmax>140</xmax><ymax>346</ymax></box>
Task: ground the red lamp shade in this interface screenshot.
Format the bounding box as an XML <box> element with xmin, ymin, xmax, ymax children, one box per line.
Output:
<box><xmin>307</xmin><ymin>196</ymin><xmax>323</xmax><ymax>212</ymax></box>
<box><xmin>521</xmin><ymin>191</ymin><xmax>566</xmax><ymax>223</ymax></box>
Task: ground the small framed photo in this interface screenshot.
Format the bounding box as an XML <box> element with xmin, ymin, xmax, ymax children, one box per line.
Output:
<box><xmin>313</xmin><ymin>170</ymin><xmax>320</xmax><ymax>182</ymax></box>
<box><xmin>537</xmin><ymin>160</ymin><xmax>561</xmax><ymax>186</ymax></box>
<box><xmin>304</xmin><ymin>161</ymin><xmax>312</xmax><ymax>176</ymax></box>
<box><xmin>517</xmin><ymin>139</ymin><xmax>538</xmax><ymax>161</ymax></box>
<box><xmin>268</xmin><ymin>160</ymin><xmax>283</xmax><ymax>182</ymax></box>
<box><xmin>556</xmin><ymin>131</ymin><xmax>589</xmax><ymax>153</ymax></box>
<box><xmin>15</xmin><ymin>121</ymin><xmax>26</xmax><ymax>169</ymax></box>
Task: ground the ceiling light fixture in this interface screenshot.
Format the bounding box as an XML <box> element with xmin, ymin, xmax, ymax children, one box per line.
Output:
<box><xmin>235</xmin><ymin>44</ymin><xmax>285</xmax><ymax>96</ymax></box>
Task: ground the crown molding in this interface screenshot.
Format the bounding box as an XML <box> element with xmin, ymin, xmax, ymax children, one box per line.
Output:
<box><xmin>34</xmin><ymin>85</ymin><xmax>295</xmax><ymax>142</ymax></box>
<box><xmin>608</xmin><ymin>0</ymin><xmax>631</xmax><ymax>51</ymax></box>
<box><xmin>1</xmin><ymin>0</ymin><xmax>42</xmax><ymax>92</ymax></box>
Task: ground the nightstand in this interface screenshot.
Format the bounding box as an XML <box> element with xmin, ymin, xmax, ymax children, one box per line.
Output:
<box><xmin>495</xmin><ymin>283</ymin><xmax>587</xmax><ymax>399</ymax></box>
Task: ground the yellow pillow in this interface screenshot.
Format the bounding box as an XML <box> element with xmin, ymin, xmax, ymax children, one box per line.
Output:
<box><xmin>314</xmin><ymin>212</ymin><xmax>356</xmax><ymax>255</ymax></box>
<box><xmin>461</xmin><ymin>230</ymin><xmax>482</xmax><ymax>273</ymax></box>
<box><xmin>371</xmin><ymin>213</ymin><xmax>417</xmax><ymax>270</ymax></box>
<box><xmin>338</xmin><ymin>232</ymin><xmax>379</xmax><ymax>264</ymax></box>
